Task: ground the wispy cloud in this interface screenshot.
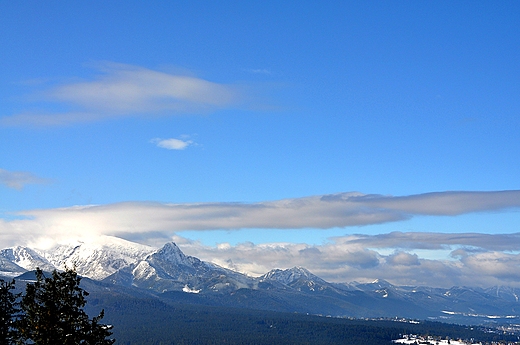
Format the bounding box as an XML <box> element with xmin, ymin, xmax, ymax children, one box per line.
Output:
<box><xmin>151</xmin><ymin>137</ymin><xmax>194</xmax><ymax>150</ymax></box>
<box><xmin>0</xmin><ymin>62</ymin><xmax>242</xmax><ymax>127</ymax></box>
<box><xmin>0</xmin><ymin>168</ymin><xmax>50</xmax><ymax>190</ymax></box>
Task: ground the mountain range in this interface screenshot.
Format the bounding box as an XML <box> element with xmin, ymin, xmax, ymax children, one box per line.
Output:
<box><xmin>2</xmin><ymin>235</ymin><xmax>520</xmax><ymax>325</ymax></box>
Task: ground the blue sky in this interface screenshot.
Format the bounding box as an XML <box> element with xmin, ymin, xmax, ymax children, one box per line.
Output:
<box><xmin>1</xmin><ymin>1</ymin><xmax>520</xmax><ymax>287</ymax></box>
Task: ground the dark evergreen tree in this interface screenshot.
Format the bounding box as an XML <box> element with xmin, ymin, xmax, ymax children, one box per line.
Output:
<box><xmin>17</xmin><ymin>268</ymin><xmax>114</xmax><ymax>345</ymax></box>
<box><xmin>0</xmin><ymin>279</ymin><xmax>18</xmax><ymax>345</ymax></box>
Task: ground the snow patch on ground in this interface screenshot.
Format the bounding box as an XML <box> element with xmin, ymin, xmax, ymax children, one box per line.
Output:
<box><xmin>182</xmin><ymin>285</ymin><xmax>201</xmax><ymax>294</ymax></box>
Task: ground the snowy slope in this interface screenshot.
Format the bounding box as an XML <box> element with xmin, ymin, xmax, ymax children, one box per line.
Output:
<box><xmin>0</xmin><ymin>257</ymin><xmax>26</xmax><ymax>277</ymax></box>
<box><xmin>259</xmin><ymin>266</ymin><xmax>338</xmax><ymax>293</ymax></box>
<box><xmin>39</xmin><ymin>236</ymin><xmax>156</xmax><ymax>280</ymax></box>
<box><xmin>260</xmin><ymin>266</ymin><xmax>325</xmax><ymax>286</ymax></box>
<box><xmin>0</xmin><ymin>246</ymin><xmax>55</xmax><ymax>273</ymax></box>
<box><xmin>104</xmin><ymin>241</ymin><xmax>256</xmax><ymax>293</ymax></box>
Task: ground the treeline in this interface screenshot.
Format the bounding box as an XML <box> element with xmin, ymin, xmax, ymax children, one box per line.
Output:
<box><xmin>103</xmin><ymin>299</ymin><xmax>399</xmax><ymax>345</ymax></box>
<box><xmin>94</xmin><ymin>293</ymin><xmax>519</xmax><ymax>345</ymax></box>
<box><xmin>0</xmin><ymin>268</ymin><xmax>114</xmax><ymax>345</ymax></box>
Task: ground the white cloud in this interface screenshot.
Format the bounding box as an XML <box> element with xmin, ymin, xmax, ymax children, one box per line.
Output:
<box><xmin>173</xmin><ymin>232</ymin><xmax>520</xmax><ymax>288</ymax></box>
<box><xmin>0</xmin><ymin>168</ymin><xmax>50</xmax><ymax>190</ymax></box>
<box><xmin>151</xmin><ymin>137</ymin><xmax>194</xmax><ymax>150</ymax></box>
<box><xmin>0</xmin><ymin>189</ymin><xmax>518</xmax><ymax>250</ymax></box>
<box><xmin>386</xmin><ymin>251</ymin><xmax>421</xmax><ymax>266</ymax></box>
<box><xmin>0</xmin><ymin>62</ymin><xmax>242</xmax><ymax>126</ymax></box>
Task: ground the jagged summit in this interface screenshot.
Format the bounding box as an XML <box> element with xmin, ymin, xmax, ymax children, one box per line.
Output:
<box><xmin>0</xmin><ymin>246</ymin><xmax>55</xmax><ymax>273</ymax></box>
<box><xmin>151</xmin><ymin>242</ymin><xmax>190</xmax><ymax>265</ymax></box>
<box><xmin>261</xmin><ymin>266</ymin><xmax>322</xmax><ymax>285</ymax></box>
<box><xmin>355</xmin><ymin>278</ymin><xmax>394</xmax><ymax>290</ymax></box>
<box><xmin>258</xmin><ymin>266</ymin><xmax>337</xmax><ymax>294</ymax></box>
<box><xmin>103</xmin><ymin>240</ymin><xmax>255</xmax><ymax>293</ymax></box>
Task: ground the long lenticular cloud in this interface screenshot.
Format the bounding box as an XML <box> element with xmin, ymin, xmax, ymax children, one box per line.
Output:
<box><xmin>354</xmin><ymin>190</ymin><xmax>520</xmax><ymax>215</ymax></box>
<box><xmin>1</xmin><ymin>190</ymin><xmax>519</xmax><ymax>246</ymax></box>
<box><xmin>332</xmin><ymin>231</ymin><xmax>520</xmax><ymax>251</ymax></box>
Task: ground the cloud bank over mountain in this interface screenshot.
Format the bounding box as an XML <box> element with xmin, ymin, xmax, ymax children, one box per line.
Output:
<box><xmin>177</xmin><ymin>232</ymin><xmax>520</xmax><ymax>288</ymax></box>
<box><xmin>1</xmin><ymin>189</ymin><xmax>519</xmax><ymax>287</ymax></box>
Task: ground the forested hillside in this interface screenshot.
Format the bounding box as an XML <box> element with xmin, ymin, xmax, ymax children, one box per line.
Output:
<box><xmin>90</xmin><ymin>294</ymin><xmax>518</xmax><ymax>345</ymax></box>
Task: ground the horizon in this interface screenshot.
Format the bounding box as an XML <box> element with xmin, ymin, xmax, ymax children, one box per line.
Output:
<box><xmin>1</xmin><ymin>1</ymin><xmax>519</xmax><ymax>289</ymax></box>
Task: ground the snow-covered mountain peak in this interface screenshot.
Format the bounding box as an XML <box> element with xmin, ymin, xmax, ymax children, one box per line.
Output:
<box><xmin>0</xmin><ymin>257</ymin><xmax>26</xmax><ymax>277</ymax></box>
<box><xmin>354</xmin><ymin>278</ymin><xmax>394</xmax><ymax>291</ymax></box>
<box><xmin>151</xmin><ymin>242</ymin><xmax>191</xmax><ymax>266</ymax></box>
<box><xmin>370</xmin><ymin>279</ymin><xmax>392</xmax><ymax>287</ymax></box>
<box><xmin>261</xmin><ymin>266</ymin><xmax>322</xmax><ymax>285</ymax></box>
<box><xmin>1</xmin><ymin>246</ymin><xmax>34</xmax><ymax>263</ymax></box>
<box><xmin>291</xmin><ymin>266</ymin><xmax>313</xmax><ymax>275</ymax></box>
<box><xmin>40</xmin><ymin>236</ymin><xmax>156</xmax><ymax>280</ymax></box>
<box><xmin>158</xmin><ymin>242</ymin><xmax>183</xmax><ymax>254</ymax></box>
<box><xmin>0</xmin><ymin>246</ymin><xmax>55</xmax><ymax>272</ymax></box>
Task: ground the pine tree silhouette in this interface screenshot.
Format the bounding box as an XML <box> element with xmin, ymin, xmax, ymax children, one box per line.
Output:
<box><xmin>17</xmin><ymin>268</ymin><xmax>114</xmax><ymax>345</ymax></box>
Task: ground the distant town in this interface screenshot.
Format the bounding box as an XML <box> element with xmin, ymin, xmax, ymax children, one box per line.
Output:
<box><xmin>394</xmin><ymin>334</ymin><xmax>519</xmax><ymax>345</ymax></box>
